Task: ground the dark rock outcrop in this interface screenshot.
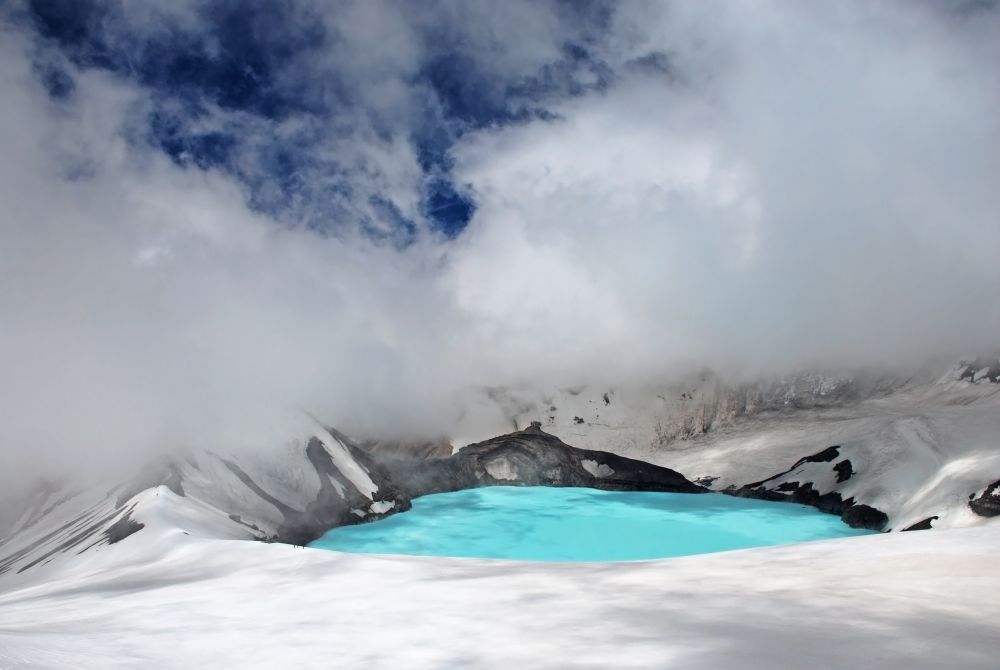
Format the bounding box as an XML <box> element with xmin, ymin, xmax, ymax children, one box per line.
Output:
<box><xmin>842</xmin><ymin>504</ymin><xmax>889</xmax><ymax>531</ymax></box>
<box><xmin>969</xmin><ymin>480</ymin><xmax>1000</xmax><ymax>517</ymax></box>
<box><xmin>382</xmin><ymin>422</ymin><xmax>705</xmax><ymax>499</ymax></box>
<box><xmin>957</xmin><ymin>358</ymin><xmax>1000</xmax><ymax>384</ymax></box>
<box><xmin>104</xmin><ymin>511</ymin><xmax>145</xmax><ymax>544</ymax></box>
<box><xmin>834</xmin><ymin>460</ymin><xmax>854</xmax><ymax>483</ymax></box>
<box><xmin>271</xmin><ymin>423</ymin><xmax>702</xmax><ymax>545</ymax></box>
<box><xmin>902</xmin><ymin>516</ymin><xmax>938</xmax><ymax>531</ymax></box>
<box><xmin>273</xmin><ymin>430</ymin><xmax>412</xmax><ymax>547</ymax></box>
<box><xmin>730</xmin><ymin>446</ymin><xmax>888</xmax><ymax>531</ymax></box>
<box><xmin>738</xmin><ymin>446</ymin><xmax>842</xmax><ymax>493</ymax></box>
<box><xmin>219</xmin><ymin>457</ymin><xmax>299</xmax><ymax>519</ymax></box>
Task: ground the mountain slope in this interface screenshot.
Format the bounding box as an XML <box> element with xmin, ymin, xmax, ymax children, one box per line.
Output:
<box><xmin>0</xmin><ymin>425</ymin><xmax>409</xmax><ymax>585</ymax></box>
<box><xmin>449</xmin><ymin>362</ymin><xmax>1000</xmax><ymax>532</ymax></box>
<box><xmin>4</xmin><ymin>361</ymin><xmax>1000</xmax><ymax>587</ymax></box>
<box><xmin>2</xmin><ymin>362</ymin><xmax>1000</xmax><ymax>668</ymax></box>
<box><xmin>0</xmin><ymin>513</ymin><xmax>998</xmax><ymax>669</ymax></box>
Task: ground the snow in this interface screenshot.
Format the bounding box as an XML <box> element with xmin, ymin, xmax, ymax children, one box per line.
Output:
<box><xmin>561</xmin><ymin>383</ymin><xmax>1000</xmax><ymax>532</ymax></box>
<box><xmin>448</xmin><ymin>368</ymin><xmax>1000</xmax><ymax>531</ymax></box>
<box><xmin>313</xmin><ymin>427</ymin><xmax>379</xmax><ymax>499</ymax></box>
<box><xmin>580</xmin><ymin>459</ymin><xmax>615</xmax><ymax>478</ymax></box>
<box><xmin>0</xmin><ymin>519</ymin><xmax>998</xmax><ymax>669</ymax></box>
<box><xmin>0</xmin><ymin>430</ymin><xmax>399</xmax><ymax>583</ymax></box>
<box><xmin>2</xmin><ymin>365</ymin><xmax>1000</xmax><ymax>667</ymax></box>
<box><xmin>484</xmin><ymin>456</ymin><xmax>519</xmax><ymax>480</ymax></box>
<box><xmin>369</xmin><ymin>500</ymin><xmax>395</xmax><ymax>514</ymax></box>
<box><xmin>327</xmin><ymin>474</ymin><xmax>346</xmax><ymax>498</ymax></box>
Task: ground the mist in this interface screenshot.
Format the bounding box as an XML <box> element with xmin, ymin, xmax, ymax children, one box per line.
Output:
<box><xmin>1</xmin><ymin>1</ymin><xmax>999</xmax><ymax>485</ymax></box>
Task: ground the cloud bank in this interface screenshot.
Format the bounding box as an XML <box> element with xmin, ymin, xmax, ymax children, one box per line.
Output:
<box><xmin>1</xmin><ymin>1</ymin><xmax>998</xmax><ymax>481</ymax></box>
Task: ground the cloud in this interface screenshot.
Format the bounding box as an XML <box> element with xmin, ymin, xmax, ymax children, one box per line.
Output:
<box><xmin>448</xmin><ymin>0</ymin><xmax>1000</xmax><ymax>375</ymax></box>
<box><xmin>1</xmin><ymin>1</ymin><xmax>999</xmax><ymax>486</ymax></box>
<box><xmin>0</xmin><ymin>22</ymin><xmax>462</xmax><ymax>483</ymax></box>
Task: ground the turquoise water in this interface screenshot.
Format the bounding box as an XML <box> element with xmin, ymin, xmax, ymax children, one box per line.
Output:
<box><xmin>309</xmin><ymin>486</ymin><xmax>874</xmax><ymax>561</ymax></box>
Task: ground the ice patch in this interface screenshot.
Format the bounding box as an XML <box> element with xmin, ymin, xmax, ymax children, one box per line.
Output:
<box><xmin>484</xmin><ymin>457</ymin><xmax>519</xmax><ymax>481</ymax></box>
<box><xmin>314</xmin><ymin>428</ymin><xmax>379</xmax><ymax>499</ymax></box>
<box><xmin>327</xmin><ymin>474</ymin><xmax>346</xmax><ymax>499</ymax></box>
<box><xmin>581</xmin><ymin>459</ymin><xmax>615</xmax><ymax>478</ymax></box>
<box><xmin>369</xmin><ymin>501</ymin><xmax>395</xmax><ymax>514</ymax></box>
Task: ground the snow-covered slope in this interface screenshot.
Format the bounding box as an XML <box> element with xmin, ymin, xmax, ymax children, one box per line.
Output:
<box><xmin>0</xmin><ymin>510</ymin><xmax>998</xmax><ymax>669</ymax></box>
<box><xmin>4</xmin><ymin>361</ymin><xmax>999</xmax><ymax>589</ymax></box>
<box><xmin>447</xmin><ymin>361</ymin><xmax>1000</xmax><ymax>532</ymax></box>
<box><xmin>2</xmin><ymin>361</ymin><xmax>1000</xmax><ymax>668</ymax></box>
<box><xmin>0</xmin><ymin>426</ymin><xmax>409</xmax><ymax>588</ymax></box>
<box><xmin>654</xmin><ymin>377</ymin><xmax>1000</xmax><ymax>532</ymax></box>
<box><xmin>449</xmin><ymin>367</ymin><xmax>914</xmax><ymax>451</ymax></box>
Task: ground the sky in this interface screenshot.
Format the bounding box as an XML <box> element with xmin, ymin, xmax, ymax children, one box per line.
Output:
<box><xmin>1</xmin><ymin>0</ymin><xmax>999</xmax><ymax>479</ymax></box>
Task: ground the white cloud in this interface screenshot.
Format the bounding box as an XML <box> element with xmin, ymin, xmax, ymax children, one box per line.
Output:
<box><xmin>1</xmin><ymin>1</ymin><xmax>999</xmax><ymax>486</ymax></box>
<box><xmin>449</xmin><ymin>0</ymin><xmax>1000</xmax><ymax>375</ymax></box>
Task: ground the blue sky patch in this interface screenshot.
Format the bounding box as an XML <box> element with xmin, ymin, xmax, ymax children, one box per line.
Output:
<box><xmin>21</xmin><ymin>0</ymin><xmax>620</xmax><ymax>241</ymax></box>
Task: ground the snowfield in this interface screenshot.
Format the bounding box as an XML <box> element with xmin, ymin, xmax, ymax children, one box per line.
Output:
<box><xmin>2</xmin><ymin>362</ymin><xmax>1000</xmax><ymax>668</ymax></box>
<box><xmin>513</xmin><ymin>366</ymin><xmax>1000</xmax><ymax>532</ymax></box>
<box><xmin>1</xmin><ymin>516</ymin><xmax>998</xmax><ymax>669</ymax></box>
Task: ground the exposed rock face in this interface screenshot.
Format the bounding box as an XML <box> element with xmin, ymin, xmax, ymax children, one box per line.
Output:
<box><xmin>382</xmin><ymin>422</ymin><xmax>705</xmax><ymax>498</ymax></box>
<box><xmin>0</xmin><ymin>502</ymin><xmax>134</xmax><ymax>575</ymax></box>
<box><xmin>1</xmin><ymin>422</ymin><xmax>703</xmax><ymax>569</ymax></box>
<box><xmin>969</xmin><ymin>480</ymin><xmax>1000</xmax><ymax>518</ymax></box>
<box><xmin>729</xmin><ymin>446</ymin><xmax>889</xmax><ymax>531</ymax></box>
<box><xmin>103</xmin><ymin>510</ymin><xmax>144</xmax><ymax>544</ymax></box>
<box><xmin>902</xmin><ymin>516</ymin><xmax>938</xmax><ymax>531</ymax></box>
<box><xmin>273</xmin><ymin>430</ymin><xmax>412</xmax><ymax>546</ymax></box>
<box><xmin>0</xmin><ymin>424</ymin><xmax>423</xmax><ymax>574</ymax></box>
<box><xmin>956</xmin><ymin>358</ymin><xmax>1000</xmax><ymax>384</ymax></box>
<box><xmin>834</xmin><ymin>460</ymin><xmax>854</xmax><ymax>483</ymax></box>
<box><xmin>8</xmin><ymin>423</ymin><xmax>921</xmax><ymax>574</ymax></box>
<box><xmin>255</xmin><ymin>423</ymin><xmax>705</xmax><ymax>545</ymax></box>
<box><xmin>842</xmin><ymin>505</ymin><xmax>889</xmax><ymax>531</ymax></box>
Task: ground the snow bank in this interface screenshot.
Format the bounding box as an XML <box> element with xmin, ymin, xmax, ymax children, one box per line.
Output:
<box><xmin>0</xmin><ymin>518</ymin><xmax>998</xmax><ymax>669</ymax></box>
